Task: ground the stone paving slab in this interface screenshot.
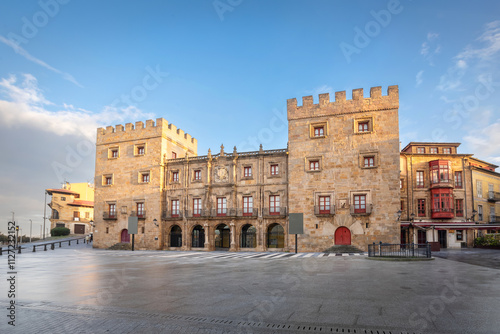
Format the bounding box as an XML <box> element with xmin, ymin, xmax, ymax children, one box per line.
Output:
<box><xmin>0</xmin><ymin>245</ymin><xmax>498</xmax><ymax>334</ymax></box>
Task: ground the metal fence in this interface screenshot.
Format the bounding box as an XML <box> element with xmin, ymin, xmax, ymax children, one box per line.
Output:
<box><xmin>368</xmin><ymin>242</ymin><xmax>431</xmax><ymax>258</ymax></box>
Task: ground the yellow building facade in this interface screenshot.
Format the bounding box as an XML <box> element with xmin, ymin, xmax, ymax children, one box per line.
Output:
<box><xmin>47</xmin><ymin>182</ymin><xmax>94</xmax><ymax>235</ymax></box>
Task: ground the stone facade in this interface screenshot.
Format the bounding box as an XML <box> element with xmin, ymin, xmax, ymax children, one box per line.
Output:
<box><xmin>94</xmin><ymin>86</ymin><xmax>403</xmax><ymax>252</ymax></box>
<box><xmin>93</xmin><ymin>119</ymin><xmax>197</xmax><ymax>249</ymax></box>
<box><xmin>287</xmin><ymin>86</ymin><xmax>401</xmax><ymax>251</ymax></box>
<box><xmin>163</xmin><ymin>145</ymin><xmax>288</xmax><ymax>251</ymax></box>
<box><xmin>47</xmin><ymin>182</ymin><xmax>94</xmax><ymax>235</ymax></box>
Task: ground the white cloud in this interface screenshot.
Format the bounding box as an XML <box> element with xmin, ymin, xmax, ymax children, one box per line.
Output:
<box><xmin>420</xmin><ymin>32</ymin><xmax>441</xmax><ymax>64</ymax></box>
<box><xmin>415</xmin><ymin>70</ymin><xmax>424</xmax><ymax>87</ymax></box>
<box><xmin>463</xmin><ymin>119</ymin><xmax>500</xmax><ymax>159</ymax></box>
<box><xmin>0</xmin><ymin>74</ymin><xmax>154</xmax><ymax>141</ymax></box>
<box><xmin>457</xmin><ymin>20</ymin><xmax>500</xmax><ymax>61</ymax></box>
<box><xmin>0</xmin><ymin>35</ymin><xmax>83</xmax><ymax>88</ymax></box>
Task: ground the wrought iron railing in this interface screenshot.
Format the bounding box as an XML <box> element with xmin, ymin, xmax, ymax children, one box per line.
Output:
<box><xmin>103</xmin><ymin>212</ymin><xmax>117</xmax><ymax>220</ymax></box>
<box><xmin>350</xmin><ymin>204</ymin><xmax>372</xmax><ymax>215</ymax></box>
<box><xmin>368</xmin><ymin>242</ymin><xmax>431</xmax><ymax>258</ymax></box>
<box><xmin>314</xmin><ymin>205</ymin><xmax>336</xmax><ymax>216</ymax></box>
<box><xmin>488</xmin><ymin>191</ymin><xmax>500</xmax><ymax>202</ymax></box>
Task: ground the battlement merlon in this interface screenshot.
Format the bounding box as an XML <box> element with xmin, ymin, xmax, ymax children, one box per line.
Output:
<box><xmin>287</xmin><ymin>85</ymin><xmax>399</xmax><ymax>120</ymax></box>
<box><xmin>96</xmin><ymin>118</ymin><xmax>197</xmax><ymax>149</ymax></box>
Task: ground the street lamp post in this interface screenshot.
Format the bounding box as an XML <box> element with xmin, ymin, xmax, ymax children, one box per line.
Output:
<box><xmin>43</xmin><ymin>190</ymin><xmax>47</xmax><ymax>239</ymax></box>
<box><xmin>29</xmin><ymin>219</ymin><xmax>32</xmax><ymax>243</ymax></box>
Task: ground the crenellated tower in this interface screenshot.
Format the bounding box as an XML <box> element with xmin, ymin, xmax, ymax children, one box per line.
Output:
<box><xmin>287</xmin><ymin>86</ymin><xmax>400</xmax><ymax>251</ymax></box>
<box><xmin>94</xmin><ymin>118</ymin><xmax>197</xmax><ymax>249</ymax></box>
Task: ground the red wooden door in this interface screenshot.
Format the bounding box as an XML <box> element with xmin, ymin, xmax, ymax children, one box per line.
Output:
<box><xmin>335</xmin><ymin>227</ymin><xmax>351</xmax><ymax>245</ymax></box>
<box><xmin>121</xmin><ymin>229</ymin><xmax>130</xmax><ymax>243</ymax></box>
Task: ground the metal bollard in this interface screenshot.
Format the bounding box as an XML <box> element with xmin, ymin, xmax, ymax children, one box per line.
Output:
<box><xmin>44</xmin><ymin>244</ymin><xmax>47</xmax><ymax>251</ymax></box>
<box><xmin>76</xmin><ymin>239</ymin><xmax>79</xmax><ymax>244</ymax></box>
<box><xmin>69</xmin><ymin>240</ymin><xmax>71</xmax><ymax>246</ymax></box>
<box><xmin>18</xmin><ymin>246</ymin><xmax>21</xmax><ymax>254</ymax></box>
<box><xmin>33</xmin><ymin>245</ymin><xmax>36</xmax><ymax>252</ymax></box>
<box><xmin>59</xmin><ymin>242</ymin><xmax>62</xmax><ymax>248</ymax></box>
<box><xmin>51</xmin><ymin>243</ymin><xmax>55</xmax><ymax>250</ymax></box>
<box><xmin>0</xmin><ymin>248</ymin><xmax>2</xmax><ymax>256</ymax></box>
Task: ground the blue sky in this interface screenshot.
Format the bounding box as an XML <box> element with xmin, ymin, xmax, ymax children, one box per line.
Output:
<box><xmin>1</xmin><ymin>0</ymin><xmax>500</xmax><ymax>234</ymax></box>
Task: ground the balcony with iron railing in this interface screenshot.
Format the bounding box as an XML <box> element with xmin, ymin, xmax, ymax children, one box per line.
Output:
<box><xmin>162</xmin><ymin>208</ymin><xmax>261</xmax><ymax>219</ymax></box>
<box><xmin>103</xmin><ymin>212</ymin><xmax>117</xmax><ymax>220</ymax></box>
<box><xmin>488</xmin><ymin>191</ymin><xmax>500</xmax><ymax>202</ymax></box>
<box><xmin>489</xmin><ymin>215</ymin><xmax>500</xmax><ymax>224</ymax></box>
<box><xmin>314</xmin><ymin>205</ymin><xmax>336</xmax><ymax>216</ymax></box>
<box><xmin>131</xmin><ymin>211</ymin><xmax>146</xmax><ymax>219</ymax></box>
<box><xmin>350</xmin><ymin>204</ymin><xmax>372</xmax><ymax>216</ymax></box>
<box><xmin>262</xmin><ymin>207</ymin><xmax>287</xmax><ymax>217</ymax></box>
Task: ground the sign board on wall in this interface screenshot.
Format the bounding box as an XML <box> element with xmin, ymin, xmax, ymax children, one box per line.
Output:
<box><xmin>128</xmin><ymin>216</ymin><xmax>138</xmax><ymax>234</ymax></box>
<box><xmin>289</xmin><ymin>213</ymin><xmax>304</xmax><ymax>234</ymax></box>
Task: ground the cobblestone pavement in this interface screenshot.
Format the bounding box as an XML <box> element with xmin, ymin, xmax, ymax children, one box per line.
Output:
<box><xmin>1</xmin><ymin>243</ymin><xmax>499</xmax><ymax>334</ymax></box>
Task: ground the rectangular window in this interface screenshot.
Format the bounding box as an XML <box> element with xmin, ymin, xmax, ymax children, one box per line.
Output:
<box><xmin>319</xmin><ymin>196</ymin><xmax>330</xmax><ymax>214</ymax></box>
<box><xmin>456</xmin><ymin>230</ymin><xmax>463</xmax><ymax>241</ymax></box>
<box><xmin>416</xmin><ymin>171</ymin><xmax>424</xmax><ymax>188</ymax></box>
<box><xmin>354</xmin><ymin>195</ymin><xmax>366</xmax><ymax>213</ymax></box>
<box><xmin>478</xmin><ymin>205</ymin><xmax>483</xmax><ymax>221</ymax></box>
<box><xmin>105</xmin><ymin>176</ymin><xmax>113</xmax><ymax>185</ymax></box>
<box><xmin>270</xmin><ymin>164</ymin><xmax>279</xmax><ymax>176</ymax></box>
<box><xmin>443</xmin><ymin>148</ymin><xmax>451</xmax><ymax>154</ymax></box>
<box><xmin>137</xmin><ymin>146</ymin><xmax>145</xmax><ymax>155</ymax></box>
<box><xmin>358</xmin><ymin>121</ymin><xmax>369</xmax><ymax>132</ymax></box>
<box><xmin>418</xmin><ymin>199</ymin><xmax>426</xmax><ymax>217</ymax></box>
<box><xmin>309</xmin><ymin>160</ymin><xmax>320</xmax><ymax>171</ymax></box>
<box><xmin>314</xmin><ymin>126</ymin><xmax>324</xmax><ymax>137</ymax></box>
<box><xmin>243</xmin><ymin>196</ymin><xmax>253</xmax><ymax>216</ymax></box>
<box><xmin>169</xmin><ymin>200</ymin><xmax>180</xmax><ymax>217</ymax></box>
<box><xmin>172</xmin><ymin>171</ymin><xmax>179</xmax><ymax>183</ymax></box>
<box><xmin>106</xmin><ymin>227</ymin><xmax>109</xmax><ymax>234</ymax></box>
<box><xmin>455</xmin><ymin>199</ymin><xmax>463</xmax><ymax>217</ymax></box>
<box><xmin>141</xmin><ymin>173</ymin><xmax>150</xmax><ymax>183</ymax></box>
<box><xmin>73</xmin><ymin>211</ymin><xmax>80</xmax><ymax>221</ymax></box>
<box><xmin>61</xmin><ymin>196</ymin><xmax>66</xmax><ymax>201</ymax></box>
<box><xmin>193</xmin><ymin>198</ymin><xmax>201</xmax><ymax>216</ymax></box>
<box><xmin>244</xmin><ymin>166</ymin><xmax>252</xmax><ymax>177</ymax></box>
<box><xmin>172</xmin><ymin>152</ymin><xmax>177</xmax><ymax>159</ymax></box>
<box><xmin>477</xmin><ymin>180</ymin><xmax>482</xmax><ymax>197</ymax></box>
<box><xmin>269</xmin><ymin>195</ymin><xmax>280</xmax><ymax>215</ymax></box>
<box><xmin>194</xmin><ymin>170</ymin><xmax>201</xmax><ymax>181</ymax></box>
<box><xmin>430</xmin><ymin>147</ymin><xmax>438</xmax><ymax>154</ymax></box>
<box><xmin>454</xmin><ymin>171</ymin><xmax>462</xmax><ymax>188</ymax></box>
<box><xmin>137</xmin><ymin>202</ymin><xmax>145</xmax><ymax>218</ymax></box>
<box><xmin>171</xmin><ymin>200</ymin><xmax>179</xmax><ymax>217</ymax></box>
<box><xmin>417</xmin><ymin>147</ymin><xmax>425</xmax><ymax>154</ymax></box>
<box><xmin>217</xmin><ymin>197</ymin><xmax>227</xmax><ymax>216</ymax></box>
<box><xmin>401</xmin><ymin>200</ymin><xmax>404</xmax><ymax>211</ymax></box>
<box><xmin>85</xmin><ymin>212</ymin><xmax>90</xmax><ymax>219</ymax></box>
<box><xmin>109</xmin><ymin>204</ymin><xmax>116</xmax><ymax>218</ymax></box>
<box><xmin>364</xmin><ymin>156</ymin><xmax>374</xmax><ymax>167</ymax></box>
<box><xmin>432</xmin><ymin>192</ymin><xmax>452</xmax><ymax>213</ymax></box>
<box><xmin>111</xmin><ymin>149</ymin><xmax>118</xmax><ymax>158</ymax></box>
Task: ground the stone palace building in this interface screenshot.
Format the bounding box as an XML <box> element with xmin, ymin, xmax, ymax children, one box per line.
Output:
<box><xmin>93</xmin><ymin>85</ymin><xmax>401</xmax><ymax>251</ymax></box>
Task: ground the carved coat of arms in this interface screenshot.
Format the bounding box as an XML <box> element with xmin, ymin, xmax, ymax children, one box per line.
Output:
<box><xmin>214</xmin><ymin>166</ymin><xmax>229</xmax><ymax>183</ymax></box>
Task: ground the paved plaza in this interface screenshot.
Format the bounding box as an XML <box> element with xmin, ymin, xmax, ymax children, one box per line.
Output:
<box><xmin>1</xmin><ymin>242</ymin><xmax>499</xmax><ymax>333</ymax></box>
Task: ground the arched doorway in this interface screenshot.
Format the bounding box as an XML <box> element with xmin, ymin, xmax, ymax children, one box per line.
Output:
<box><xmin>241</xmin><ymin>224</ymin><xmax>257</xmax><ymax>248</ymax></box>
<box><xmin>120</xmin><ymin>229</ymin><xmax>130</xmax><ymax>243</ymax></box>
<box><xmin>215</xmin><ymin>224</ymin><xmax>230</xmax><ymax>249</ymax></box>
<box><xmin>267</xmin><ymin>223</ymin><xmax>284</xmax><ymax>248</ymax></box>
<box><xmin>170</xmin><ymin>225</ymin><xmax>182</xmax><ymax>247</ymax></box>
<box><xmin>192</xmin><ymin>225</ymin><xmax>205</xmax><ymax>248</ymax></box>
<box><xmin>334</xmin><ymin>226</ymin><xmax>351</xmax><ymax>245</ymax></box>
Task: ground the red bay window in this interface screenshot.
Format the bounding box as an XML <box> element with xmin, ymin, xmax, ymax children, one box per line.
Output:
<box><xmin>431</xmin><ymin>188</ymin><xmax>454</xmax><ymax>218</ymax></box>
